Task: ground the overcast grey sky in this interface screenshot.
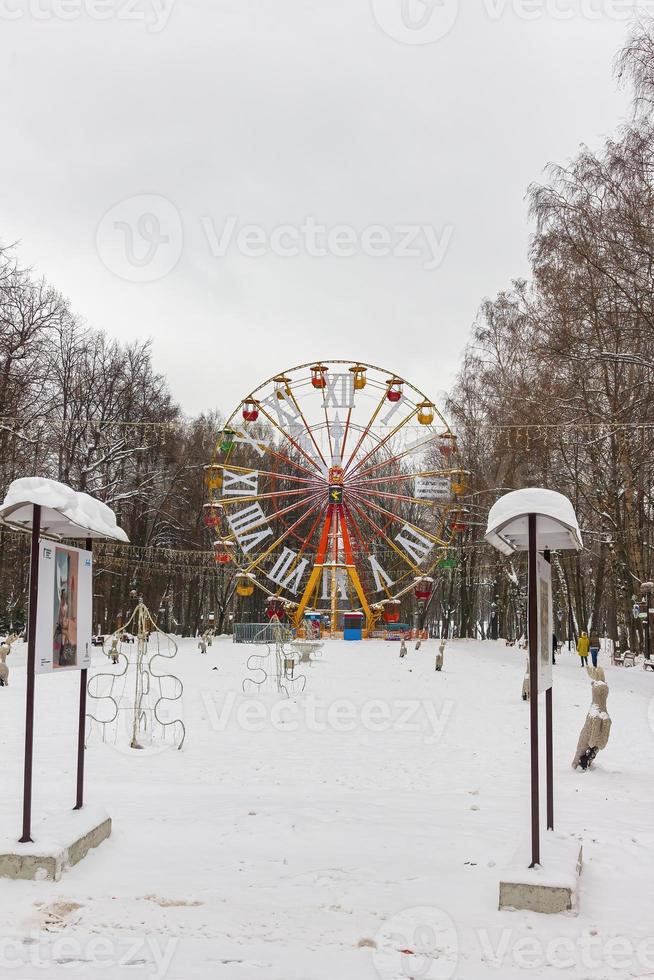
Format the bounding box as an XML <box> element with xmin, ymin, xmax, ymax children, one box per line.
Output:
<box><xmin>1</xmin><ymin>0</ymin><xmax>639</xmax><ymax>417</ymax></box>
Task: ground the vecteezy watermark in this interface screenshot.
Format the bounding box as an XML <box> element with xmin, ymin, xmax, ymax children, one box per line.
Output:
<box><xmin>0</xmin><ymin>0</ymin><xmax>175</xmax><ymax>31</ymax></box>
<box><xmin>201</xmin><ymin>692</ymin><xmax>455</xmax><ymax>745</ymax></box>
<box><xmin>371</xmin><ymin>0</ymin><xmax>648</xmax><ymax>45</ymax></box>
<box><xmin>200</xmin><ymin>215</ymin><xmax>453</xmax><ymax>270</ymax></box>
<box><xmin>476</xmin><ymin>927</ymin><xmax>654</xmax><ymax>972</ymax></box>
<box><xmin>370</xmin><ymin>0</ymin><xmax>460</xmax><ymax>45</ymax></box>
<box><xmin>96</xmin><ymin>195</ymin><xmax>454</xmax><ymax>281</ymax></box>
<box><xmin>372</xmin><ymin>911</ymin><xmax>654</xmax><ymax>977</ymax></box>
<box><xmin>372</xmin><ymin>906</ymin><xmax>459</xmax><ymax>979</ymax></box>
<box><xmin>96</xmin><ymin>194</ymin><xmax>183</xmax><ymax>283</ymax></box>
<box><xmin>0</xmin><ymin>933</ymin><xmax>178</xmax><ymax>978</ymax></box>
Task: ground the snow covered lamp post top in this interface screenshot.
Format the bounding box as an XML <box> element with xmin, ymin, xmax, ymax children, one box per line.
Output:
<box><xmin>484</xmin><ymin>488</ymin><xmax>582</xmax><ymax>556</ymax></box>
<box><xmin>0</xmin><ymin>477</ymin><xmax>129</xmax><ymax>541</ymax></box>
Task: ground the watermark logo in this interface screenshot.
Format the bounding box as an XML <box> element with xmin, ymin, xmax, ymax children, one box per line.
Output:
<box><xmin>201</xmin><ymin>692</ymin><xmax>454</xmax><ymax>745</ymax></box>
<box><xmin>0</xmin><ymin>0</ymin><xmax>175</xmax><ymax>32</ymax></box>
<box><xmin>372</xmin><ymin>906</ymin><xmax>459</xmax><ymax>979</ymax></box>
<box><xmin>0</xmin><ymin>933</ymin><xmax>178</xmax><ymax>978</ymax></box>
<box><xmin>370</xmin><ymin>0</ymin><xmax>460</xmax><ymax>44</ymax></box>
<box><xmin>201</xmin><ymin>215</ymin><xmax>453</xmax><ymax>270</ymax></box>
<box><xmin>96</xmin><ymin>194</ymin><xmax>183</xmax><ymax>283</ymax></box>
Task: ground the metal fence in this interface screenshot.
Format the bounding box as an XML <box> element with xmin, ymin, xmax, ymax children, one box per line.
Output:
<box><xmin>233</xmin><ymin>622</ymin><xmax>296</xmax><ymax>644</ymax></box>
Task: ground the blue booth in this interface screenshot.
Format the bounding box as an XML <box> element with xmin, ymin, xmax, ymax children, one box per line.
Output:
<box><xmin>344</xmin><ymin>611</ymin><xmax>364</xmax><ymax>641</ymax></box>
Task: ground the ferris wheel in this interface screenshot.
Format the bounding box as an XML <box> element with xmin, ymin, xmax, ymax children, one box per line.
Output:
<box><xmin>205</xmin><ymin>360</ymin><xmax>467</xmax><ymax>633</ymax></box>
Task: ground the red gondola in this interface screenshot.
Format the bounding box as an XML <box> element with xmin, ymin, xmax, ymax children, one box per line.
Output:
<box><xmin>382</xmin><ymin>599</ymin><xmax>401</xmax><ymax>623</ymax></box>
<box><xmin>414</xmin><ymin>576</ymin><xmax>434</xmax><ymax>603</ymax></box>
<box><xmin>213</xmin><ymin>539</ymin><xmax>234</xmax><ymax>563</ymax></box>
<box><xmin>386</xmin><ymin>378</ymin><xmax>404</xmax><ymax>403</ymax></box>
<box><xmin>266</xmin><ymin>597</ymin><xmax>286</xmax><ymax>620</ymax></box>
<box><xmin>439</xmin><ymin>432</ymin><xmax>458</xmax><ymax>457</ymax></box>
<box><xmin>242</xmin><ymin>399</ymin><xmax>259</xmax><ymax>423</ymax></box>
<box><xmin>311</xmin><ymin>364</ymin><xmax>328</xmax><ymax>389</ymax></box>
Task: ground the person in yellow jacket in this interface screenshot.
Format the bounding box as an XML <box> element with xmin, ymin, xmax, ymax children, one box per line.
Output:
<box><xmin>577</xmin><ymin>631</ymin><xmax>590</xmax><ymax>667</ymax></box>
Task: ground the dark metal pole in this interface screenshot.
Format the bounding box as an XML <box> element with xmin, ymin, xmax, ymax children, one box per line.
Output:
<box><xmin>544</xmin><ymin>548</ymin><xmax>554</xmax><ymax>832</ymax></box>
<box><xmin>646</xmin><ymin>604</ymin><xmax>651</xmax><ymax>664</ymax></box>
<box><xmin>20</xmin><ymin>505</ymin><xmax>41</xmax><ymax>843</ymax></box>
<box><xmin>74</xmin><ymin>538</ymin><xmax>92</xmax><ymax>810</ymax></box>
<box><xmin>546</xmin><ymin>688</ymin><xmax>554</xmax><ymax>831</ymax></box>
<box><xmin>568</xmin><ymin>603</ymin><xmax>573</xmax><ymax>652</ymax></box>
<box><xmin>528</xmin><ymin>513</ymin><xmax>540</xmax><ymax>867</ymax></box>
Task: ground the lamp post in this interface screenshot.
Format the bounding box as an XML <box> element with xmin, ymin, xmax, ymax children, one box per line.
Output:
<box><xmin>642</xmin><ymin>582</ymin><xmax>654</xmax><ymax>663</ymax></box>
<box><xmin>486</xmin><ymin>488</ymin><xmax>582</xmax><ymax>869</ymax></box>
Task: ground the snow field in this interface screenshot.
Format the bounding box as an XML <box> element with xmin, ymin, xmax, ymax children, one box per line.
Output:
<box><xmin>0</xmin><ymin>636</ymin><xmax>653</xmax><ymax>979</ymax></box>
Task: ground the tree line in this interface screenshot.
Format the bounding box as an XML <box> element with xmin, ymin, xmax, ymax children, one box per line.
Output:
<box><xmin>444</xmin><ymin>25</ymin><xmax>654</xmax><ymax>652</ymax></box>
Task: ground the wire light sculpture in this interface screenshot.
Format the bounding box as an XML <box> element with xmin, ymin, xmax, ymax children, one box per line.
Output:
<box><xmin>87</xmin><ymin>598</ymin><xmax>186</xmax><ymax>751</ymax></box>
<box><xmin>242</xmin><ymin>617</ymin><xmax>307</xmax><ymax>698</ymax></box>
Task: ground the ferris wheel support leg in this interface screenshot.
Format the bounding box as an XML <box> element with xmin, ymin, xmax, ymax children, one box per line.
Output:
<box><xmin>293</xmin><ymin>564</ymin><xmax>324</xmax><ymax>628</ymax></box>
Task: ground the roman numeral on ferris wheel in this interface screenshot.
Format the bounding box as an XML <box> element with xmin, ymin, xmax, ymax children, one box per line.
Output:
<box><xmin>394</xmin><ymin>525</ymin><xmax>435</xmax><ymax>564</ymax></box>
<box><xmin>322</xmin><ymin>373</ymin><xmax>355</xmax><ymax>409</ymax></box>
<box><xmin>368</xmin><ymin>554</ymin><xmax>394</xmax><ymax>592</ymax></box>
<box><xmin>233</xmin><ymin>428</ymin><xmax>266</xmax><ymax>457</ymax></box>
<box><xmin>227</xmin><ymin>503</ymin><xmax>273</xmax><ymax>553</ymax></box>
<box><xmin>330</xmin><ymin>413</ymin><xmax>345</xmax><ymax>465</ymax></box>
<box><xmin>321</xmin><ymin>567</ymin><xmax>349</xmax><ymax>599</ymax></box>
<box><xmin>267</xmin><ymin>547</ymin><xmax>309</xmax><ymax>594</ymax></box>
<box><xmin>260</xmin><ymin>390</ymin><xmax>302</xmax><ymax>431</ymax></box>
<box><xmin>380</xmin><ymin>396</ymin><xmax>404</xmax><ymax>428</ymax></box>
<box><xmin>221</xmin><ymin>469</ymin><xmax>259</xmax><ymax>496</ymax></box>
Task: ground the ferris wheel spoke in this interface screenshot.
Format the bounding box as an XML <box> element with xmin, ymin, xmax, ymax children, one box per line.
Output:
<box><xmin>353</xmin><ymin>439</ymin><xmax>444</xmax><ymax>482</ymax></box>
<box><xmin>340</xmin><ymin>387</ymin><xmax>389</xmax><ymax>474</ymax></box>
<box><xmin>345</xmin><ymin>407</ymin><xmax>419</xmax><ymax>480</ymax></box>
<box><xmin>338</xmin><ymin>406</ymin><xmax>354</xmax><ymax>464</ymax></box>
<box><xmin>242</xmin><ymin>495</ymin><xmax>326</xmax><ymax>575</ymax></box>
<box><xmin>287</xmin><ymin>390</ymin><xmax>329</xmax><ymax>471</ymax></box>
<box><xmin>345</xmin><ymin>498</ymin><xmax>424</xmax><ymax>576</ymax></box>
<box><xmin>216</xmin><ymin>463</ymin><xmax>323</xmax><ymax>488</ymax></box>
<box><xmin>235</xmin><ymin>433</ymin><xmax>324</xmax><ymax>483</ymax></box>
<box><xmin>224</xmin><ymin>489</ymin><xmax>324</xmax><ymax>546</ymax></box>
<box><xmin>348</xmin><ymin>487</ymin><xmax>442</xmax><ymax>507</ymax></box>
<box><xmin>256</xmin><ymin>404</ymin><xmax>325</xmax><ymax>477</ymax></box>
<box><xmin>346</xmin><ymin>486</ymin><xmax>447</xmax><ymax>546</ymax></box>
<box><xmin>217</xmin><ymin>487</ymin><xmax>322</xmax><ymax>507</ymax></box>
<box><xmin>350</xmin><ymin>467</ymin><xmax>454</xmax><ymax>489</ymax></box>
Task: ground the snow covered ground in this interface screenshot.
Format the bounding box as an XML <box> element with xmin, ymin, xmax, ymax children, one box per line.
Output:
<box><xmin>1</xmin><ymin>635</ymin><xmax>653</xmax><ymax>980</ymax></box>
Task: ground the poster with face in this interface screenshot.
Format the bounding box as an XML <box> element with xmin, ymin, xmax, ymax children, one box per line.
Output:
<box><xmin>536</xmin><ymin>554</ymin><xmax>553</xmax><ymax>693</ymax></box>
<box><xmin>35</xmin><ymin>541</ymin><xmax>92</xmax><ymax>673</ymax></box>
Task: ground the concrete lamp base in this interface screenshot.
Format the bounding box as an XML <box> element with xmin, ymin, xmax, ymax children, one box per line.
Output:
<box><xmin>499</xmin><ymin>834</ymin><xmax>583</xmax><ymax>914</ymax></box>
<box><xmin>0</xmin><ymin>807</ymin><xmax>111</xmax><ymax>882</ymax></box>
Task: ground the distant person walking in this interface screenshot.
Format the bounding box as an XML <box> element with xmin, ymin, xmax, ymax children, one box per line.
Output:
<box><xmin>577</xmin><ymin>631</ymin><xmax>590</xmax><ymax>667</ymax></box>
<box><xmin>552</xmin><ymin>632</ymin><xmax>558</xmax><ymax>665</ymax></box>
<box><xmin>589</xmin><ymin>630</ymin><xmax>600</xmax><ymax>669</ymax></box>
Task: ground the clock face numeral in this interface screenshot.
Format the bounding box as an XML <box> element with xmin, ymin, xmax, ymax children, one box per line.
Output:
<box><xmin>329</xmin><ymin>413</ymin><xmax>345</xmax><ymax>465</ymax></box>
<box><xmin>288</xmin><ymin>421</ymin><xmax>322</xmax><ymax>467</ymax></box>
<box><xmin>380</xmin><ymin>396</ymin><xmax>404</xmax><ymax>428</ymax></box>
<box><xmin>233</xmin><ymin>428</ymin><xmax>266</xmax><ymax>457</ymax></box>
<box><xmin>415</xmin><ymin>476</ymin><xmax>451</xmax><ymax>500</ymax></box>
<box><xmin>227</xmin><ymin>503</ymin><xmax>273</xmax><ymax>553</ymax></box>
<box><xmin>322</xmin><ymin>373</ymin><xmax>355</xmax><ymax>409</ymax></box>
<box><xmin>368</xmin><ymin>555</ymin><xmax>394</xmax><ymax>592</ymax></box>
<box><xmin>267</xmin><ymin>547</ymin><xmax>309</xmax><ymax>594</ymax></box>
<box><xmin>395</xmin><ymin>525</ymin><xmax>434</xmax><ymax>564</ymax></box>
<box><xmin>321</xmin><ymin>568</ymin><xmax>349</xmax><ymax>599</ymax></box>
<box><xmin>221</xmin><ymin>470</ymin><xmax>259</xmax><ymax>497</ymax></box>
<box><xmin>260</xmin><ymin>390</ymin><xmax>302</xmax><ymax>431</ymax></box>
